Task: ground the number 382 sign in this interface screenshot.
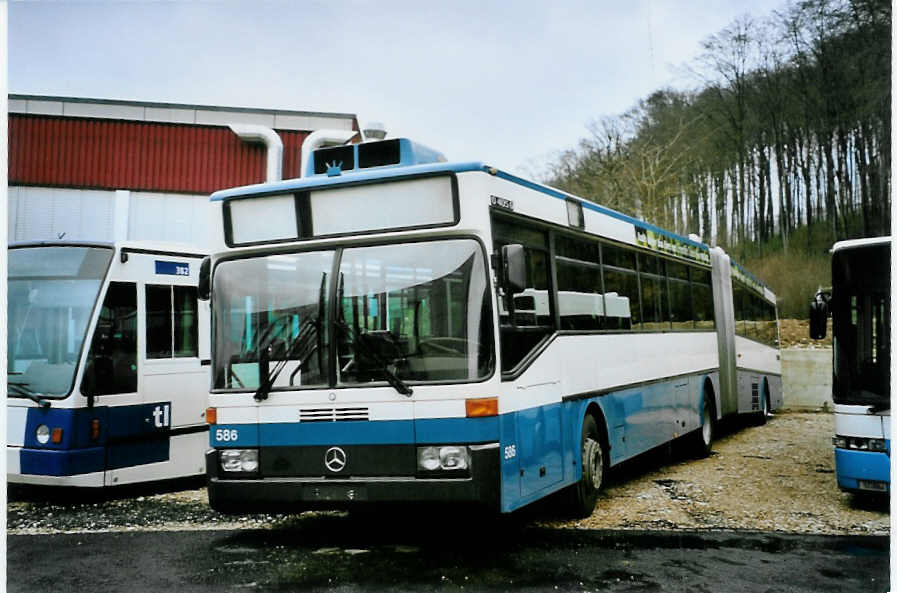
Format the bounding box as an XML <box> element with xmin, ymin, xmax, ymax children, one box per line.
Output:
<box><xmin>155</xmin><ymin>261</ymin><xmax>190</xmax><ymax>276</ymax></box>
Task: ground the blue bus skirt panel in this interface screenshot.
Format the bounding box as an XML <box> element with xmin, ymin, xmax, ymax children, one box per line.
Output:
<box><xmin>834</xmin><ymin>446</ymin><xmax>891</xmax><ymax>493</ymax></box>
<box><xmin>16</xmin><ymin>403</ymin><xmax>174</xmax><ymax>476</ymax></box>
<box><xmin>20</xmin><ymin>447</ymin><xmax>106</xmax><ymax>476</ymax></box>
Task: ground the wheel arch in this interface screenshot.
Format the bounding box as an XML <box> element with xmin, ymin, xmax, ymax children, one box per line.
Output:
<box><xmin>702</xmin><ymin>376</ymin><xmax>718</xmax><ymax>423</ymax></box>
<box><xmin>583</xmin><ymin>401</ymin><xmax>611</xmax><ymax>454</ymax></box>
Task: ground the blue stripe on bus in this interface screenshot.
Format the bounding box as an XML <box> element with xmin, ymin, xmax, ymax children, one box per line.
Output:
<box><xmin>416</xmin><ymin>416</ymin><xmax>499</xmax><ymax>444</ymax></box>
<box><xmin>212</xmin><ymin>416</ymin><xmax>500</xmax><ymax>448</ymax></box>
<box><xmin>210</xmin><ymin>161</ymin><xmax>487</xmax><ymax>201</ymax></box>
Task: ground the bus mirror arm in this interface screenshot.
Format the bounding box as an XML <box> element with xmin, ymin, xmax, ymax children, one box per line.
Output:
<box><xmin>501</xmin><ymin>244</ymin><xmax>527</xmax><ymax>295</ymax></box>
<box><xmin>809</xmin><ymin>289</ymin><xmax>831</xmax><ymax>340</ymax></box>
<box><xmin>198</xmin><ymin>257</ymin><xmax>211</xmax><ymax>301</ymax></box>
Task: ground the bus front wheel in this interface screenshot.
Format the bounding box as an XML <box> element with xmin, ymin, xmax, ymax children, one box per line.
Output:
<box><xmin>567</xmin><ymin>414</ymin><xmax>605</xmax><ymax>518</ymax></box>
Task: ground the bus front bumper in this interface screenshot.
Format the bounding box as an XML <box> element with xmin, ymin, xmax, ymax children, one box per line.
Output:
<box><xmin>834</xmin><ymin>447</ymin><xmax>890</xmax><ymax>493</ymax></box>
<box><xmin>206</xmin><ymin>445</ymin><xmax>501</xmax><ymax>513</ymax></box>
<box><xmin>7</xmin><ymin>446</ymin><xmax>106</xmax><ymax>487</ymax></box>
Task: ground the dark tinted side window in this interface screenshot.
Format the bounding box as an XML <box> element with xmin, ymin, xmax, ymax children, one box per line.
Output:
<box><xmin>82</xmin><ymin>282</ymin><xmax>138</xmax><ymax>395</ymax></box>
<box><xmin>146</xmin><ymin>285</ymin><xmax>173</xmax><ymax>358</ymax></box>
<box><xmin>147</xmin><ymin>285</ymin><xmax>199</xmax><ymax>359</ymax></box>
<box><xmin>692</xmin><ymin>267</ymin><xmax>715</xmax><ymax>329</ymax></box>
<box><xmin>555</xmin><ymin>235</ymin><xmax>603</xmax><ymax>330</ymax></box>
<box><xmin>492</xmin><ymin>216</ymin><xmax>554</xmax><ymax>372</ymax></box>
<box><xmin>639</xmin><ymin>254</ymin><xmax>669</xmax><ymax>330</ymax></box>
<box><xmin>668</xmin><ymin>261</ymin><xmax>693</xmax><ymax>329</ymax></box>
<box><xmin>601</xmin><ymin>243</ymin><xmax>638</xmax><ymax>329</ymax></box>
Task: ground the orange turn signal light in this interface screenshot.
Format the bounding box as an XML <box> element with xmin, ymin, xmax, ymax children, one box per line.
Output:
<box><xmin>465</xmin><ymin>397</ymin><xmax>498</xmax><ymax>418</ymax></box>
<box><xmin>90</xmin><ymin>419</ymin><xmax>100</xmax><ymax>440</ymax></box>
<box><xmin>205</xmin><ymin>407</ymin><xmax>217</xmax><ymax>425</ymax></box>
<box><xmin>51</xmin><ymin>428</ymin><xmax>63</xmax><ymax>444</ymax></box>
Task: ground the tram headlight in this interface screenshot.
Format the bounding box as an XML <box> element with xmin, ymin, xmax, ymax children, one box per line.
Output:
<box><xmin>417</xmin><ymin>446</ymin><xmax>470</xmax><ymax>472</ymax></box>
<box><xmin>220</xmin><ymin>449</ymin><xmax>259</xmax><ymax>473</ymax></box>
<box><xmin>35</xmin><ymin>425</ymin><xmax>50</xmax><ymax>445</ymax></box>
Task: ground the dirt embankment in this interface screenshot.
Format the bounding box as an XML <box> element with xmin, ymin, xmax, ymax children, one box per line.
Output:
<box><xmin>778</xmin><ymin>318</ymin><xmax>832</xmax><ymax>349</ymax></box>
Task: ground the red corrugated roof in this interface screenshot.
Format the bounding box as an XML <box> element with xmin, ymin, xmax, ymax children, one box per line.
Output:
<box><xmin>9</xmin><ymin>114</ymin><xmax>312</xmax><ymax>194</ymax></box>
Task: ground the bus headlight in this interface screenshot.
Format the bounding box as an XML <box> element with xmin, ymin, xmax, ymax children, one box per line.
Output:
<box><xmin>220</xmin><ymin>449</ymin><xmax>259</xmax><ymax>473</ymax></box>
<box><xmin>35</xmin><ymin>425</ymin><xmax>50</xmax><ymax>445</ymax></box>
<box><xmin>833</xmin><ymin>436</ymin><xmax>887</xmax><ymax>452</ymax></box>
<box><xmin>417</xmin><ymin>446</ymin><xmax>470</xmax><ymax>472</ymax></box>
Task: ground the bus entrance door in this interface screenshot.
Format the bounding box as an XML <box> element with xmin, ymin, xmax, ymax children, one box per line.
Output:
<box><xmin>515</xmin><ymin>382</ymin><xmax>563</xmax><ymax>498</ymax></box>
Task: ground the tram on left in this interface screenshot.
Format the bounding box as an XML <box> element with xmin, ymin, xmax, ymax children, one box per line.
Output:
<box><xmin>7</xmin><ymin>241</ymin><xmax>211</xmax><ymax>487</ymax></box>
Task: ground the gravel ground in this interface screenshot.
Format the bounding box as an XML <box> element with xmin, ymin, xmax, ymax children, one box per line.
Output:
<box><xmin>547</xmin><ymin>412</ymin><xmax>889</xmax><ymax>535</ymax></box>
<box><xmin>8</xmin><ymin>412</ymin><xmax>888</xmax><ymax>536</ymax></box>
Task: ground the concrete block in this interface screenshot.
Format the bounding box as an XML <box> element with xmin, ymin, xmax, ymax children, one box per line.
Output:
<box><xmin>781</xmin><ymin>348</ymin><xmax>832</xmax><ymax>411</ymax></box>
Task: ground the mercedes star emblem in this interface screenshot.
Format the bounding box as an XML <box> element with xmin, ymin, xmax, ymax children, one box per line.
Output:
<box><xmin>324</xmin><ymin>446</ymin><xmax>347</xmax><ymax>472</ymax></box>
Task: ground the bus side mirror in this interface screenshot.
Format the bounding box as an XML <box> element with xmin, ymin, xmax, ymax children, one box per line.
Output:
<box><xmin>198</xmin><ymin>257</ymin><xmax>211</xmax><ymax>301</ymax></box>
<box><xmin>809</xmin><ymin>291</ymin><xmax>830</xmax><ymax>339</ymax></box>
<box><xmin>502</xmin><ymin>244</ymin><xmax>526</xmax><ymax>295</ymax></box>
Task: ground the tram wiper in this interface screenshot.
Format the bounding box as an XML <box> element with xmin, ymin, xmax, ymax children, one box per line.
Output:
<box><xmin>334</xmin><ymin>319</ymin><xmax>413</xmax><ymax>397</ymax></box>
<box><xmin>8</xmin><ymin>381</ymin><xmax>51</xmax><ymax>408</ymax></box>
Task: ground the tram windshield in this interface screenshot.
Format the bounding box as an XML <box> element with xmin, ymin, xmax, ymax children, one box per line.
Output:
<box><xmin>212</xmin><ymin>239</ymin><xmax>494</xmax><ymax>392</ymax></box>
<box><xmin>8</xmin><ymin>246</ymin><xmax>113</xmax><ymax>398</ymax></box>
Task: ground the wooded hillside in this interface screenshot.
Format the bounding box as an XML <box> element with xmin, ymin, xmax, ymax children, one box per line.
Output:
<box><xmin>544</xmin><ymin>0</ymin><xmax>890</xmax><ymax>316</ymax></box>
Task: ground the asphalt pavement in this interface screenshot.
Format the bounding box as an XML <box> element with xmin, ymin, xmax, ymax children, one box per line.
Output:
<box><xmin>7</xmin><ymin>513</ymin><xmax>889</xmax><ymax>593</ymax></box>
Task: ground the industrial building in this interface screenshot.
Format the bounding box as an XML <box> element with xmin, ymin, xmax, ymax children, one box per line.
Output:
<box><xmin>8</xmin><ymin>94</ymin><xmax>359</xmax><ymax>245</ymax></box>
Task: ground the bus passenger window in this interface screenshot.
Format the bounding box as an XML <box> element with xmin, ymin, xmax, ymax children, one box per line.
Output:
<box><xmin>174</xmin><ymin>286</ymin><xmax>199</xmax><ymax>357</ymax></box>
<box><xmin>555</xmin><ymin>234</ymin><xmax>603</xmax><ymax>330</ymax></box>
<box><xmin>146</xmin><ymin>285</ymin><xmax>199</xmax><ymax>359</ymax></box>
<box><xmin>691</xmin><ymin>268</ymin><xmax>715</xmax><ymax>329</ymax></box>
<box><xmin>667</xmin><ymin>261</ymin><xmax>693</xmax><ymax>330</ymax></box>
<box><xmin>82</xmin><ymin>282</ymin><xmax>138</xmax><ymax>396</ymax></box>
<box><xmin>639</xmin><ymin>254</ymin><xmax>669</xmax><ymax>330</ymax></box>
<box><xmin>601</xmin><ymin>244</ymin><xmax>638</xmax><ymax>330</ymax></box>
<box><xmin>146</xmin><ymin>285</ymin><xmax>173</xmax><ymax>358</ymax></box>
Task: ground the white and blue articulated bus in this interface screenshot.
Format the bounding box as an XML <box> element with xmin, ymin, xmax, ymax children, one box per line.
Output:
<box><xmin>7</xmin><ymin>241</ymin><xmax>210</xmax><ymax>487</ymax></box>
<box><xmin>811</xmin><ymin>237</ymin><xmax>891</xmax><ymax>495</ymax></box>
<box><xmin>203</xmin><ymin>138</ymin><xmax>782</xmax><ymax>516</ymax></box>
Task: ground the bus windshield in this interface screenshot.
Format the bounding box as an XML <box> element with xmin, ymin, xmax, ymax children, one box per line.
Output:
<box><xmin>8</xmin><ymin>246</ymin><xmax>113</xmax><ymax>398</ymax></box>
<box><xmin>212</xmin><ymin>239</ymin><xmax>493</xmax><ymax>392</ymax></box>
<box><xmin>831</xmin><ymin>245</ymin><xmax>890</xmax><ymax>407</ymax></box>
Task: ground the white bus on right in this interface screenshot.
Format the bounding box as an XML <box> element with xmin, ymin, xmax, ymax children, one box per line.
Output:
<box><xmin>811</xmin><ymin>236</ymin><xmax>891</xmax><ymax>495</ymax></box>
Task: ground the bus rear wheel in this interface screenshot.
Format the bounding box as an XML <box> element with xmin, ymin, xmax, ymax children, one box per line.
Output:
<box><xmin>692</xmin><ymin>397</ymin><xmax>714</xmax><ymax>458</ymax></box>
<box><xmin>567</xmin><ymin>414</ymin><xmax>605</xmax><ymax>518</ymax></box>
<box><xmin>753</xmin><ymin>382</ymin><xmax>770</xmax><ymax>426</ymax></box>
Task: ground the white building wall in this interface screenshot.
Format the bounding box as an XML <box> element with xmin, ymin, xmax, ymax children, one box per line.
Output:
<box><xmin>8</xmin><ymin>185</ymin><xmax>213</xmax><ymax>246</ymax></box>
<box><xmin>9</xmin><ymin>186</ymin><xmax>115</xmax><ymax>242</ymax></box>
<box><xmin>127</xmin><ymin>191</ymin><xmax>213</xmax><ymax>245</ymax></box>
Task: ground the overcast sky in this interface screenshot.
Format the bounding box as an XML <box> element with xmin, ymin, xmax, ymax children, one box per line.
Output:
<box><xmin>10</xmin><ymin>1</ymin><xmax>786</xmax><ymax>176</ymax></box>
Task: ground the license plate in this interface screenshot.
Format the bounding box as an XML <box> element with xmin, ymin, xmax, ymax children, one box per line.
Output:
<box><xmin>857</xmin><ymin>480</ymin><xmax>888</xmax><ymax>492</ymax></box>
<box><xmin>304</xmin><ymin>484</ymin><xmax>367</xmax><ymax>501</ymax></box>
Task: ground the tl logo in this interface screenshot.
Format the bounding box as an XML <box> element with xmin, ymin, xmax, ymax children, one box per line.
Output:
<box><xmin>152</xmin><ymin>404</ymin><xmax>171</xmax><ymax>428</ymax></box>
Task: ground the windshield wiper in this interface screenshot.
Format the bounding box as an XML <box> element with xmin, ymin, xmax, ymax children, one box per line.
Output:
<box><xmin>8</xmin><ymin>381</ymin><xmax>51</xmax><ymax>408</ymax></box>
<box><xmin>254</xmin><ymin>273</ymin><xmax>328</xmax><ymax>402</ymax></box>
<box><xmin>335</xmin><ymin>318</ymin><xmax>413</xmax><ymax>397</ymax></box>
<box><xmin>254</xmin><ymin>316</ymin><xmax>321</xmax><ymax>401</ymax></box>
<box><xmin>240</xmin><ymin>314</ymin><xmax>292</xmax><ymax>362</ymax></box>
